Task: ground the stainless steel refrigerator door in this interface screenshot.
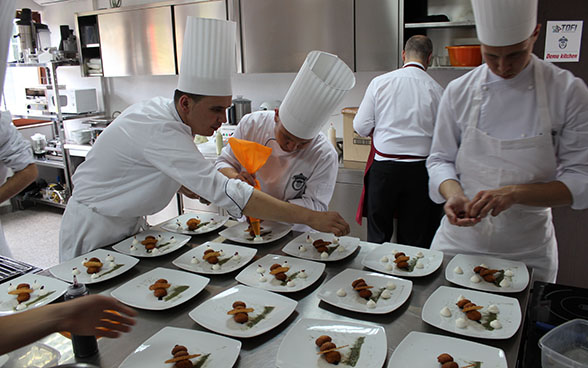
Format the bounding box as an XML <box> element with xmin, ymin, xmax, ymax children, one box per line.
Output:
<box><xmin>98</xmin><ymin>6</ymin><xmax>176</xmax><ymax>77</ymax></box>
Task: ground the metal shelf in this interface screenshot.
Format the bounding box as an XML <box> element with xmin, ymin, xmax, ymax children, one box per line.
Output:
<box><xmin>405</xmin><ymin>20</ymin><xmax>476</xmax><ymax>28</ymax></box>
<box><xmin>6</xmin><ymin>59</ymin><xmax>80</xmax><ymax>68</ymax></box>
<box><xmin>34</xmin><ymin>158</ymin><xmax>65</xmax><ymax>169</ymax></box>
<box><xmin>12</xmin><ymin>112</ymin><xmax>105</xmax><ymax>122</ymax></box>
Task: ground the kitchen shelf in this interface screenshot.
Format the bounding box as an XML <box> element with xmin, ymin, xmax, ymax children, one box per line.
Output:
<box><xmin>34</xmin><ymin>158</ymin><xmax>65</xmax><ymax>169</ymax></box>
<box><xmin>12</xmin><ymin>112</ymin><xmax>104</xmax><ymax>122</ymax></box>
<box><xmin>404</xmin><ymin>20</ymin><xmax>475</xmax><ymax>28</ymax></box>
<box><xmin>6</xmin><ymin>59</ymin><xmax>80</xmax><ymax>68</ymax></box>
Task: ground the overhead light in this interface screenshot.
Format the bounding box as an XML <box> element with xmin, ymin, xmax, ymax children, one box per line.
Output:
<box><xmin>31</xmin><ymin>0</ymin><xmax>75</xmax><ymax>6</ymax></box>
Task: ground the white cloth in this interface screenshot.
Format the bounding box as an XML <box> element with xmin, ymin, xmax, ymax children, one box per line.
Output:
<box><xmin>0</xmin><ymin>111</ymin><xmax>35</xmax><ymax>257</ymax></box>
<box><xmin>215</xmin><ymin>111</ymin><xmax>338</xmax><ymax>232</ymax></box>
<box><xmin>427</xmin><ymin>56</ymin><xmax>588</xmax><ymax>282</ymax></box>
<box><xmin>353</xmin><ymin>62</ymin><xmax>444</xmax><ymax>161</ymax></box>
<box><xmin>60</xmin><ymin>97</ymin><xmax>254</xmax><ymax>261</ymax></box>
<box><xmin>177</xmin><ymin>17</ymin><xmax>236</xmax><ymax>96</ymax></box>
<box><xmin>280</xmin><ymin>51</ymin><xmax>355</xmax><ymax>139</ymax></box>
<box><xmin>471</xmin><ymin>0</ymin><xmax>537</xmax><ymax>47</ymax></box>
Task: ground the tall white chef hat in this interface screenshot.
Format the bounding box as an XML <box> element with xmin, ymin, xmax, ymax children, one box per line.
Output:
<box><xmin>471</xmin><ymin>0</ymin><xmax>538</xmax><ymax>47</ymax></box>
<box><xmin>177</xmin><ymin>17</ymin><xmax>236</xmax><ymax>96</ymax></box>
<box><xmin>0</xmin><ymin>0</ymin><xmax>16</xmax><ymax>101</ymax></box>
<box><xmin>279</xmin><ymin>51</ymin><xmax>355</xmax><ymax>140</ymax></box>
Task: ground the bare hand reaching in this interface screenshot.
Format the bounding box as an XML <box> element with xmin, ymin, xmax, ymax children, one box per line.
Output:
<box><xmin>307</xmin><ymin>211</ymin><xmax>350</xmax><ymax>236</ymax></box>
<box><xmin>466</xmin><ymin>186</ymin><xmax>517</xmax><ymax>219</ymax></box>
<box><xmin>236</xmin><ymin>171</ymin><xmax>257</xmax><ymax>187</ymax></box>
<box><xmin>178</xmin><ymin>186</ymin><xmax>210</xmax><ymax>205</ymax></box>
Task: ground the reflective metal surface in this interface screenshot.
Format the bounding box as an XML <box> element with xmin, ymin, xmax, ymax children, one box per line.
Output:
<box><xmin>174</xmin><ymin>0</ymin><xmax>227</xmax><ymax>73</ymax></box>
<box><xmin>98</xmin><ymin>6</ymin><xmax>176</xmax><ymax>77</ymax></box>
<box><xmin>355</xmin><ymin>0</ymin><xmax>400</xmax><ymax>71</ymax></box>
<box><xmin>35</xmin><ymin>226</ymin><xmax>529</xmax><ymax>367</ymax></box>
<box><xmin>236</xmin><ymin>0</ymin><xmax>354</xmax><ymax>73</ymax></box>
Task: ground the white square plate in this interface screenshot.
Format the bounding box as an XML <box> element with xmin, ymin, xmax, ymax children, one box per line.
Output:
<box><xmin>111</xmin><ymin>267</ymin><xmax>209</xmax><ymax>310</ymax></box>
<box><xmin>111</xmin><ymin>230</ymin><xmax>191</xmax><ymax>257</ymax></box>
<box><xmin>189</xmin><ymin>284</ymin><xmax>297</xmax><ymax>338</ymax></box>
<box><xmin>387</xmin><ymin>331</ymin><xmax>507</xmax><ymax>368</ymax></box>
<box><xmin>362</xmin><ymin>242</ymin><xmax>443</xmax><ymax>277</ymax></box>
<box><xmin>276</xmin><ymin>318</ymin><xmax>387</xmax><ymax>368</ymax></box>
<box><xmin>48</xmin><ymin>249</ymin><xmax>139</xmax><ymax>284</ymax></box>
<box><xmin>172</xmin><ymin>242</ymin><xmax>257</xmax><ymax>275</ymax></box>
<box><xmin>118</xmin><ymin>326</ymin><xmax>241</xmax><ymax>368</ymax></box>
<box><xmin>235</xmin><ymin>254</ymin><xmax>325</xmax><ymax>293</ymax></box>
<box><xmin>160</xmin><ymin>213</ymin><xmax>229</xmax><ymax>235</ymax></box>
<box><xmin>421</xmin><ymin>285</ymin><xmax>522</xmax><ymax>339</ymax></box>
<box><xmin>218</xmin><ymin>221</ymin><xmax>292</xmax><ymax>245</ymax></box>
<box><xmin>0</xmin><ymin>274</ymin><xmax>68</xmax><ymax>316</ymax></box>
<box><xmin>282</xmin><ymin>232</ymin><xmax>360</xmax><ymax>262</ymax></box>
<box><xmin>445</xmin><ymin>254</ymin><xmax>529</xmax><ymax>293</ymax></box>
<box><xmin>317</xmin><ymin>268</ymin><xmax>412</xmax><ymax>314</ymax></box>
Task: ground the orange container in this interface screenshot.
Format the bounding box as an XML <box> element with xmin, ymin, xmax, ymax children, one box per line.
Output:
<box><xmin>446</xmin><ymin>45</ymin><xmax>482</xmax><ymax>67</ymax></box>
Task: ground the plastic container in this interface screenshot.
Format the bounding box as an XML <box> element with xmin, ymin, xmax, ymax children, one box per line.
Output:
<box><xmin>446</xmin><ymin>45</ymin><xmax>482</xmax><ymax>67</ymax></box>
<box><xmin>539</xmin><ymin>319</ymin><xmax>588</xmax><ymax>368</ymax></box>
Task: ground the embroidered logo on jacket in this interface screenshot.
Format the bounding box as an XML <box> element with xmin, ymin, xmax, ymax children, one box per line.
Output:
<box><xmin>291</xmin><ymin>173</ymin><xmax>308</xmax><ymax>192</ymax></box>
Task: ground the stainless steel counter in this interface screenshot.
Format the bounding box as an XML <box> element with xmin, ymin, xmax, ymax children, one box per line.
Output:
<box><xmin>28</xmin><ymin>227</ymin><xmax>529</xmax><ymax>368</ymax></box>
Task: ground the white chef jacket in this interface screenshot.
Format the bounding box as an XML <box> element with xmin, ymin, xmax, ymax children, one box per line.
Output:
<box><xmin>354</xmin><ymin>62</ymin><xmax>444</xmax><ymax>161</ymax></box>
<box><xmin>215</xmin><ymin>111</ymin><xmax>338</xmax><ymax>231</ymax></box>
<box><xmin>427</xmin><ymin>55</ymin><xmax>588</xmax><ymax>209</ymax></box>
<box><xmin>0</xmin><ymin>111</ymin><xmax>35</xmax><ymax>257</ymax></box>
<box><xmin>60</xmin><ymin>97</ymin><xmax>253</xmax><ymax>260</ymax></box>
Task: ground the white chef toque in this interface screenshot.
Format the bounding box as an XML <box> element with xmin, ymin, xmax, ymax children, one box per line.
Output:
<box><xmin>279</xmin><ymin>51</ymin><xmax>355</xmax><ymax>140</ymax></box>
<box><xmin>471</xmin><ymin>0</ymin><xmax>538</xmax><ymax>47</ymax></box>
<box><xmin>0</xmin><ymin>0</ymin><xmax>16</xmax><ymax>101</ymax></box>
<box><xmin>177</xmin><ymin>17</ymin><xmax>236</xmax><ymax>96</ymax></box>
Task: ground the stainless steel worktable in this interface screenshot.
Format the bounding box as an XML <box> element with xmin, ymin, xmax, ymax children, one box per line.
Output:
<box><xmin>30</xmin><ymin>226</ymin><xmax>529</xmax><ymax>367</ymax></box>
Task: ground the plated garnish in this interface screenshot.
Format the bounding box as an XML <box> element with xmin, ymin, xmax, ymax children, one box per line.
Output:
<box><xmin>471</xmin><ymin>265</ymin><xmax>513</xmax><ymax>288</ymax></box>
<box><xmin>437</xmin><ymin>353</ymin><xmax>482</xmax><ymax>368</ymax></box>
<box><xmin>6</xmin><ymin>280</ymin><xmax>55</xmax><ymax>312</ymax></box>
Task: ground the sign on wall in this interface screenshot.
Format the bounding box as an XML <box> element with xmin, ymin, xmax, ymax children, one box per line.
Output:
<box><xmin>544</xmin><ymin>21</ymin><xmax>583</xmax><ymax>62</ymax></box>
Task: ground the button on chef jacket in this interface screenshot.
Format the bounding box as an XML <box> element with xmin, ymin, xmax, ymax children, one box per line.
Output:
<box><xmin>0</xmin><ymin>111</ymin><xmax>35</xmax><ymax>257</ymax></box>
<box><xmin>215</xmin><ymin>111</ymin><xmax>338</xmax><ymax>232</ymax></box>
<box><xmin>61</xmin><ymin>97</ymin><xmax>253</xmax><ymax>259</ymax></box>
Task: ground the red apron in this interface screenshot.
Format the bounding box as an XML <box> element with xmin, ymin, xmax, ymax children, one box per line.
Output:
<box><xmin>355</xmin><ymin>63</ymin><xmax>427</xmax><ymax>225</ymax></box>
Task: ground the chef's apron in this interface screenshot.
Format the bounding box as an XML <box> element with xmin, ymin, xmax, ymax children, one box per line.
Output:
<box><xmin>355</xmin><ymin>64</ymin><xmax>428</xmax><ymax>225</ymax></box>
<box><xmin>431</xmin><ymin>59</ymin><xmax>559</xmax><ymax>283</ymax></box>
<box><xmin>59</xmin><ymin>197</ymin><xmax>146</xmax><ymax>261</ymax></box>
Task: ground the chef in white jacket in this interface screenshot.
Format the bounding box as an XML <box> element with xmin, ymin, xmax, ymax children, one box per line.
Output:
<box><xmin>59</xmin><ymin>17</ymin><xmax>349</xmax><ymax>261</ymax></box>
<box><xmin>426</xmin><ymin>0</ymin><xmax>588</xmax><ymax>282</ymax></box>
<box><xmin>215</xmin><ymin>51</ymin><xmax>355</xmax><ymax>231</ymax></box>
<box><xmin>0</xmin><ymin>0</ymin><xmax>38</xmax><ymax>257</ymax></box>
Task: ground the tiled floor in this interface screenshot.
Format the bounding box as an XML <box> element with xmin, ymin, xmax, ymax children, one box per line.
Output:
<box><xmin>0</xmin><ymin>204</ymin><xmax>62</xmax><ymax>270</ymax></box>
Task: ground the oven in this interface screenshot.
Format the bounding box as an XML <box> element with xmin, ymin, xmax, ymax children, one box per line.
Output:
<box><xmin>517</xmin><ymin>281</ymin><xmax>588</xmax><ymax>367</ymax></box>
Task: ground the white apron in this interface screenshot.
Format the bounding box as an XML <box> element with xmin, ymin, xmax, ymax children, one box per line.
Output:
<box><xmin>431</xmin><ymin>59</ymin><xmax>559</xmax><ymax>283</ymax></box>
<box><xmin>59</xmin><ymin>197</ymin><xmax>147</xmax><ymax>261</ymax></box>
<box><xmin>0</xmin><ymin>165</ymin><xmax>10</xmax><ymax>257</ymax></box>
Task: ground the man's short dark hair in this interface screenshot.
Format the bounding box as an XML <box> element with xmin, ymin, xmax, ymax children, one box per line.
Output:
<box><xmin>404</xmin><ymin>35</ymin><xmax>433</xmax><ymax>61</ymax></box>
<box><xmin>174</xmin><ymin>89</ymin><xmax>205</xmax><ymax>105</ymax></box>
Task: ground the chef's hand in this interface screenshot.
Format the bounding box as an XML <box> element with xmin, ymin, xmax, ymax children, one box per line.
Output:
<box><xmin>308</xmin><ymin>211</ymin><xmax>350</xmax><ymax>237</ymax></box>
<box><xmin>467</xmin><ymin>186</ymin><xmax>516</xmax><ymax>219</ymax></box>
<box><xmin>59</xmin><ymin>295</ymin><xmax>137</xmax><ymax>338</ymax></box>
<box><xmin>236</xmin><ymin>171</ymin><xmax>257</xmax><ymax>187</ymax></box>
<box><xmin>444</xmin><ymin>193</ymin><xmax>481</xmax><ymax>227</ymax></box>
<box><xmin>178</xmin><ymin>186</ymin><xmax>210</xmax><ymax>205</ymax></box>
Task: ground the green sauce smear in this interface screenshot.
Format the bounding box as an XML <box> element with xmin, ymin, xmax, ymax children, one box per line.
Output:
<box><xmin>96</xmin><ymin>264</ymin><xmax>124</xmax><ymax>278</ymax></box>
<box><xmin>193</xmin><ymin>353</ymin><xmax>211</xmax><ymax>368</ymax></box>
<box><xmin>397</xmin><ymin>258</ymin><xmax>417</xmax><ymax>272</ymax></box>
<box><xmin>218</xmin><ymin>256</ymin><xmax>233</xmax><ymax>266</ymax></box>
<box><xmin>246</xmin><ymin>306</ymin><xmax>275</xmax><ymax>328</ymax></box>
<box><xmin>246</xmin><ymin>230</ymin><xmax>271</xmax><ymax>241</ymax></box>
<box><xmin>341</xmin><ymin>336</ymin><xmax>365</xmax><ymax>367</ymax></box>
<box><xmin>164</xmin><ymin>285</ymin><xmax>189</xmax><ymax>301</ymax></box>
<box><xmin>369</xmin><ymin>287</ymin><xmax>386</xmax><ymax>303</ymax></box>
<box><xmin>280</xmin><ymin>271</ymin><xmax>300</xmax><ymax>286</ymax></box>
<box><xmin>326</xmin><ymin>244</ymin><xmax>342</xmax><ymax>255</ymax></box>
<box><xmin>465</xmin><ymin>361</ymin><xmax>482</xmax><ymax>368</ymax></box>
<box><xmin>13</xmin><ymin>290</ymin><xmax>57</xmax><ymax>310</ymax></box>
<box><xmin>492</xmin><ymin>270</ymin><xmax>506</xmax><ymax>287</ymax></box>
<box><xmin>194</xmin><ymin>222</ymin><xmax>210</xmax><ymax>230</ymax></box>
<box><xmin>480</xmin><ymin>311</ymin><xmax>499</xmax><ymax>331</ymax></box>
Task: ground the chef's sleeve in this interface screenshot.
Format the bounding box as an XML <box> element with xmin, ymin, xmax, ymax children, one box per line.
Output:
<box><xmin>426</xmin><ymin>88</ymin><xmax>462</xmax><ymax>204</ymax></box>
<box><xmin>0</xmin><ymin>112</ymin><xmax>35</xmax><ymax>172</ymax></box>
<box><xmin>144</xmin><ymin>123</ymin><xmax>253</xmax><ymax>218</ymax></box>
<box><xmin>353</xmin><ymin>80</ymin><xmax>376</xmax><ymax>137</ymax></box>
<box><xmin>554</xmin><ymin>78</ymin><xmax>588</xmax><ymax>210</ymax></box>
